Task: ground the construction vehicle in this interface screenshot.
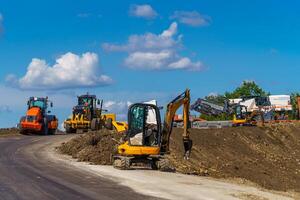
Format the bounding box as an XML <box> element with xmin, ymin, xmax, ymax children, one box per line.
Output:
<box><xmin>19</xmin><ymin>97</ymin><xmax>58</xmax><ymax>135</ymax></box>
<box><xmin>191</xmin><ymin>97</ymin><xmax>267</xmax><ymax>126</ymax></box>
<box><xmin>64</xmin><ymin>94</ymin><xmax>127</xmax><ymax>133</ymax></box>
<box><xmin>113</xmin><ymin>89</ymin><xmax>192</xmax><ymax>171</ymax></box>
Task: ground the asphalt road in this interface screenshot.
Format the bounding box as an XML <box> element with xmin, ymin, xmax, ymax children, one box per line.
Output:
<box><xmin>0</xmin><ymin>134</ymin><xmax>159</xmax><ymax>200</ymax></box>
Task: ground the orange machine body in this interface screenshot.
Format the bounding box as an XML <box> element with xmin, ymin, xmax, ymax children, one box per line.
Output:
<box><xmin>20</xmin><ymin>107</ymin><xmax>43</xmax><ymax>131</ymax></box>
<box><xmin>20</xmin><ymin>103</ymin><xmax>58</xmax><ymax>134</ymax></box>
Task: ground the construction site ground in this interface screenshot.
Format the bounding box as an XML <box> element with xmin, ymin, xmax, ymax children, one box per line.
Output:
<box><xmin>59</xmin><ymin>123</ymin><xmax>300</xmax><ymax>195</ymax></box>
<box><xmin>0</xmin><ymin>127</ymin><xmax>299</xmax><ymax>199</ymax></box>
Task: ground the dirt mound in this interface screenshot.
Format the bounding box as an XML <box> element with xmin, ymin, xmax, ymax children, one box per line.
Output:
<box><xmin>59</xmin><ymin>123</ymin><xmax>300</xmax><ymax>192</ymax></box>
<box><xmin>169</xmin><ymin>123</ymin><xmax>300</xmax><ymax>192</ymax></box>
<box><xmin>0</xmin><ymin>128</ymin><xmax>20</xmax><ymax>136</ymax></box>
<box><xmin>59</xmin><ymin>129</ymin><xmax>122</xmax><ymax>165</ymax></box>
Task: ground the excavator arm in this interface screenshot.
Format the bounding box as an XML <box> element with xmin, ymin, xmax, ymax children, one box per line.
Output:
<box><xmin>160</xmin><ymin>89</ymin><xmax>192</xmax><ymax>159</ymax></box>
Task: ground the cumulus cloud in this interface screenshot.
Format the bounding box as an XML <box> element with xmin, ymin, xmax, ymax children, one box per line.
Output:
<box><xmin>6</xmin><ymin>52</ymin><xmax>112</xmax><ymax>90</ymax></box>
<box><xmin>129</xmin><ymin>4</ymin><xmax>157</xmax><ymax>19</ymax></box>
<box><xmin>102</xmin><ymin>22</ymin><xmax>203</xmax><ymax>71</ymax></box>
<box><xmin>170</xmin><ymin>11</ymin><xmax>211</xmax><ymax>27</ymax></box>
<box><xmin>103</xmin><ymin>101</ymin><xmax>132</xmax><ymax>121</ymax></box>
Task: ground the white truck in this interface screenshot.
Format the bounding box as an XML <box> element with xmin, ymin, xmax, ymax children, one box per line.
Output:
<box><xmin>229</xmin><ymin>95</ymin><xmax>292</xmax><ymax>112</ymax></box>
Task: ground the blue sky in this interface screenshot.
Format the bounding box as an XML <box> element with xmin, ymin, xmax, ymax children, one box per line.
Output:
<box><xmin>0</xmin><ymin>0</ymin><xmax>300</xmax><ymax>128</ymax></box>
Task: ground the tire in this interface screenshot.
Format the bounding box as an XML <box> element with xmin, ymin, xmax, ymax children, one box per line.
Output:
<box><xmin>91</xmin><ymin>119</ymin><xmax>98</xmax><ymax>131</ymax></box>
<box><xmin>65</xmin><ymin>123</ymin><xmax>72</xmax><ymax>134</ymax></box>
<box><xmin>156</xmin><ymin>159</ymin><xmax>174</xmax><ymax>172</ymax></box>
<box><xmin>49</xmin><ymin>129</ymin><xmax>56</xmax><ymax>135</ymax></box>
<box><xmin>42</xmin><ymin>118</ymin><xmax>49</xmax><ymax>135</ymax></box>
<box><xmin>105</xmin><ymin>118</ymin><xmax>113</xmax><ymax>130</ymax></box>
<box><xmin>20</xmin><ymin>129</ymin><xmax>27</xmax><ymax>135</ymax></box>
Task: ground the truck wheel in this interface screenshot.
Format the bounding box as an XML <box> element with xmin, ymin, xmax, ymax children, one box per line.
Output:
<box><xmin>49</xmin><ymin>129</ymin><xmax>56</xmax><ymax>135</ymax></box>
<box><xmin>65</xmin><ymin>124</ymin><xmax>73</xmax><ymax>134</ymax></box>
<box><xmin>20</xmin><ymin>129</ymin><xmax>27</xmax><ymax>135</ymax></box>
<box><xmin>42</xmin><ymin>118</ymin><xmax>49</xmax><ymax>135</ymax></box>
<box><xmin>105</xmin><ymin>118</ymin><xmax>113</xmax><ymax>130</ymax></box>
<box><xmin>91</xmin><ymin>119</ymin><xmax>98</xmax><ymax>131</ymax></box>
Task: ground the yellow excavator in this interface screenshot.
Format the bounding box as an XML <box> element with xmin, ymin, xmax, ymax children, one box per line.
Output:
<box><xmin>113</xmin><ymin>89</ymin><xmax>192</xmax><ymax>171</ymax></box>
<box><xmin>232</xmin><ymin>104</ymin><xmax>265</xmax><ymax>126</ymax></box>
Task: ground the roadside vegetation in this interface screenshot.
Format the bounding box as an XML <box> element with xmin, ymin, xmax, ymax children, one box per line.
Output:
<box><xmin>0</xmin><ymin>128</ymin><xmax>20</xmax><ymax>136</ymax></box>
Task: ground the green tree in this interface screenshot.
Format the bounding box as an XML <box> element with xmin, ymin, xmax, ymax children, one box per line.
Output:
<box><xmin>290</xmin><ymin>92</ymin><xmax>300</xmax><ymax>119</ymax></box>
<box><xmin>224</xmin><ymin>81</ymin><xmax>269</xmax><ymax>99</ymax></box>
<box><xmin>198</xmin><ymin>81</ymin><xmax>269</xmax><ymax>121</ymax></box>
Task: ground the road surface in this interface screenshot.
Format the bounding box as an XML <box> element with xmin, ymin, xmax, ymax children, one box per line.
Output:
<box><xmin>0</xmin><ymin>133</ymin><xmax>295</xmax><ymax>200</ymax></box>
<box><xmin>0</xmin><ymin>134</ymin><xmax>158</xmax><ymax>200</ymax></box>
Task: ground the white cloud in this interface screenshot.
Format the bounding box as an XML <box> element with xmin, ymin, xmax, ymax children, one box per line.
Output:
<box><xmin>103</xmin><ymin>22</ymin><xmax>203</xmax><ymax>71</ymax></box>
<box><xmin>170</xmin><ymin>11</ymin><xmax>211</xmax><ymax>27</ymax></box>
<box><xmin>103</xmin><ymin>22</ymin><xmax>180</xmax><ymax>52</ymax></box>
<box><xmin>129</xmin><ymin>4</ymin><xmax>157</xmax><ymax>19</ymax></box>
<box><xmin>103</xmin><ymin>101</ymin><xmax>132</xmax><ymax>121</ymax></box>
<box><xmin>6</xmin><ymin>52</ymin><xmax>112</xmax><ymax>90</ymax></box>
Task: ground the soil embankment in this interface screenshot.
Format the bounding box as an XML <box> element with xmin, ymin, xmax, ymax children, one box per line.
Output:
<box><xmin>59</xmin><ymin>123</ymin><xmax>300</xmax><ymax>192</ymax></box>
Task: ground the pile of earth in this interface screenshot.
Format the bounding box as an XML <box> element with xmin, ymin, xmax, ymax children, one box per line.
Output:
<box><xmin>59</xmin><ymin>129</ymin><xmax>122</xmax><ymax>165</ymax></box>
<box><xmin>169</xmin><ymin>123</ymin><xmax>300</xmax><ymax>192</ymax></box>
<box><xmin>0</xmin><ymin>128</ymin><xmax>20</xmax><ymax>136</ymax></box>
<box><xmin>59</xmin><ymin>123</ymin><xmax>300</xmax><ymax>192</ymax></box>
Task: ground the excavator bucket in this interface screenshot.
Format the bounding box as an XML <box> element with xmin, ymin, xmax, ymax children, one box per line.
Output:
<box><xmin>183</xmin><ymin>138</ymin><xmax>193</xmax><ymax>159</ymax></box>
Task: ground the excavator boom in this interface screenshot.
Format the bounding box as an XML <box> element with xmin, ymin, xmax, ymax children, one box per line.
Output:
<box><xmin>160</xmin><ymin>89</ymin><xmax>192</xmax><ymax>159</ymax></box>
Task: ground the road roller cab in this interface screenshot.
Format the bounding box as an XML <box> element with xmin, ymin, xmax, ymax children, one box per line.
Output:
<box><xmin>19</xmin><ymin>97</ymin><xmax>58</xmax><ymax>135</ymax></box>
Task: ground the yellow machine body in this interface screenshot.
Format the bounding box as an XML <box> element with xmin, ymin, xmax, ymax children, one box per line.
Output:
<box><xmin>232</xmin><ymin>115</ymin><xmax>247</xmax><ymax>126</ymax></box>
<box><xmin>64</xmin><ymin>113</ymin><xmax>127</xmax><ymax>132</ymax></box>
<box><xmin>117</xmin><ymin>141</ymin><xmax>160</xmax><ymax>156</ymax></box>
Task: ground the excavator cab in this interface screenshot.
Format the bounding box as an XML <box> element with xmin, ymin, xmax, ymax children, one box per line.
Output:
<box><xmin>127</xmin><ymin>103</ymin><xmax>161</xmax><ymax>147</ymax></box>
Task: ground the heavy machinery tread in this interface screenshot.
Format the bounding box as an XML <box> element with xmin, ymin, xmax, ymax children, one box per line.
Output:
<box><xmin>150</xmin><ymin>159</ymin><xmax>158</xmax><ymax>170</ymax></box>
<box><xmin>42</xmin><ymin>118</ymin><xmax>49</xmax><ymax>135</ymax></box>
<box><xmin>120</xmin><ymin>157</ymin><xmax>131</xmax><ymax>170</ymax></box>
<box><xmin>114</xmin><ymin>157</ymin><xmax>131</xmax><ymax>170</ymax></box>
<box><xmin>156</xmin><ymin>159</ymin><xmax>174</xmax><ymax>172</ymax></box>
<box><xmin>49</xmin><ymin>129</ymin><xmax>56</xmax><ymax>135</ymax></box>
<box><xmin>65</xmin><ymin>124</ymin><xmax>72</xmax><ymax>134</ymax></box>
<box><xmin>91</xmin><ymin>119</ymin><xmax>97</xmax><ymax>131</ymax></box>
<box><xmin>19</xmin><ymin>129</ymin><xmax>27</xmax><ymax>135</ymax></box>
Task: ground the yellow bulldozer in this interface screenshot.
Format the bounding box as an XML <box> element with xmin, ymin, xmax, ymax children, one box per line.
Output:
<box><xmin>64</xmin><ymin>94</ymin><xmax>127</xmax><ymax>133</ymax></box>
<box><xmin>113</xmin><ymin>89</ymin><xmax>192</xmax><ymax>171</ymax></box>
